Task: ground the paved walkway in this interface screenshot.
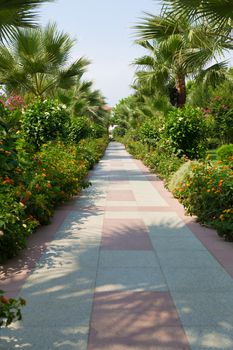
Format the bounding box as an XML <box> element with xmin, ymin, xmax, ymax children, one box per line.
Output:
<box><xmin>1</xmin><ymin>142</ymin><xmax>233</xmax><ymax>349</ymax></box>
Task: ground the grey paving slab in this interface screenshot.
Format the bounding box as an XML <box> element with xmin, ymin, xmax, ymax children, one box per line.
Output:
<box><xmin>147</xmin><ymin>224</ymin><xmax>194</xmax><ymax>237</ymax></box>
<box><xmin>96</xmin><ymin>267</ymin><xmax>167</xmax><ymax>292</ymax></box>
<box><xmin>156</xmin><ymin>250</ymin><xmax>221</xmax><ymax>269</ymax></box>
<box><xmin>185</xmin><ymin>325</ymin><xmax>233</xmax><ymax>350</ymax></box>
<box><xmin>51</xmin><ymin>232</ymin><xmax>102</xmax><ymax>248</ymax></box>
<box><xmin>0</xmin><ymin>326</ymin><xmax>89</xmax><ymax>350</ymax></box>
<box><xmin>22</xmin><ymin>267</ymin><xmax>97</xmax><ymax>294</ymax></box>
<box><xmin>20</xmin><ymin>293</ymin><xmax>93</xmax><ymax>327</ymax></box>
<box><xmin>163</xmin><ymin>266</ymin><xmax>233</xmax><ymax>292</ymax></box>
<box><xmin>99</xmin><ymin>251</ymin><xmax>160</xmax><ymax>268</ymax></box>
<box><xmin>170</xmin><ymin>291</ymin><xmax>233</xmax><ymax>327</ymax></box>
<box><xmin>37</xmin><ymin>247</ymin><xmax>100</xmax><ymax>269</ymax></box>
<box><xmin>150</xmin><ymin>235</ymin><xmax>206</xmax><ymax>252</ymax></box>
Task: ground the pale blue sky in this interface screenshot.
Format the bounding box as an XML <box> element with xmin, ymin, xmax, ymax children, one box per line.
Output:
<box><xmin>39</xmin><ymin>0</ymin><xmax>232</xmax><ymax>106</ymax></box>
<box><xmin>39</xmin><ymin>0</ymin><xmax>162</xmax><ymax>106</ymax></box>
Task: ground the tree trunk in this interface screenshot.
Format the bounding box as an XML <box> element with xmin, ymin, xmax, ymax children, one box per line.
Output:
<box><xmin>175</xmin><ymin>74</ymin><xmax>186</xmax><ymax>108</ymax></box>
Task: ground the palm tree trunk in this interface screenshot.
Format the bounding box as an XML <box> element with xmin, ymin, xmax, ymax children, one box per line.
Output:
<box><xmin>175</xmin><ymin>74</ymin><xmax>186</xmax><ymax>108</ymax></box>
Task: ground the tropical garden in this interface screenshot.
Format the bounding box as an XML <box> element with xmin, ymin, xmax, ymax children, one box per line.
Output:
<box><xmin>1</xmin><ymin>0</ymin><xmax>233</xmax><ymax>327</ymax></box>
<box><xmin>0</xmin><ymin>0</ymin><xmax>110</xmax><ymax>325</ymax></box>
<box><xmin>112</xmin><ymin>0</ymin><xmax>233</xmax><ymax>241</ymax></box>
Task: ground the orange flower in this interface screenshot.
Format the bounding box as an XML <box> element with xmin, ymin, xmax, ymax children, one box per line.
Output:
<box><xmin>35</xmin><ymin>184</ymin><xmax>41</xmax><ymax>191</ymax></box>
<box><xmin>47</xmin><ymin>183</ymin><xmax>52</xmax><ymax>189</ymax></box>
<box><xmin>219</xmin><ymin>214</ymin><xmax>225</xmax><ymax>222</ymax></box>
<box><xmin>2</xmin><ymin>177</ymin><xmax>14</xmax><ymax>185</ymax></box>
<box><xmin>21</xmin><ymin>191</ymin><xmax>32</xmax><ymax>204</ymax></box>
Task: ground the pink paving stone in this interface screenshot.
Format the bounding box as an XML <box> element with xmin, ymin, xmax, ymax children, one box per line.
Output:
<box><xmin>109</xmin><ymin>180</ymin><xmax>130</xmax><ymax>186</ymax></box>
<box><xmin>107</xmin><ymin>190</ymin><xmax>136</xmax><ymax>201</ymax></box>
<box><xmin>104</xmin><ymin>206</ymin><xmax>175</xmax><ymax>212</ymax></box>
<box><xmin>105</xmin><ymin>206</ymin><xmax>140</xmax><ymax>212</ymax></box>
<box><xmin>88</xmin><ymin>291</ymin><xmax>190</xmax><ymax>350</ymax></box>
<box><xmin>101</xmin><ymin>218</ymin><xmax>153</xmax><ymax>250</ymax></box>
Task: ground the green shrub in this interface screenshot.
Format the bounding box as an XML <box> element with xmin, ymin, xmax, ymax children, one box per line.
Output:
<box><xmin>144</xmin><ymin>146</ymin><xmax>185</xmax><ymax>182</ymax></box>
<box><xmin>172</xmin><ymin>161</ymin><xmax>233</xmax><ymax>241</ymax></box>
<box><xmin>125</xmin><ymin>139</ymin><xmax>184</xmax><ymax>182</ymax></box>
<box><xmin>113</xmin><ymin>126</ymin><xmax>126</xmax><ymax>138</ymax></box>
<box><xmin>168</xmin><ymin>160</ymin><xmax>199</xmax><ymax>193</ymax></box>
<box><xmin>0</xmin><ymin>189</ymin><xmax>38</xmax><ymax>261</ymax></box>
<box><xmin>206</xmin><ymin>96</ymin><xmax>233</xmax><ymax>144</ymax></box>
<box><xmin>68</xmin><ymin>116</ymin><xmax>91</xmax><ymax>143</ymax></box>
<box><xmin>164</xmin><ymin>106</ymin><xmax>208</xmax><ymax>159</ymax></box>
<box><xmin>125</xmin><ymin>140</ymin><xmax>148</xmax><ymax>159</ymax></box>
<box><xmin>76</xmin><ymin>137</ymin><xmax>109</xmax><ymax>169</ymax></box>
<box><xmin>23</xmin><ymin>99</ymin><xmax>69</xmax><ymax>148</ymax></box>
<box><xmin>90</xmin><ymin>123</ymin><xmax>107</xmax><ymax>138</ymax></box>
<box><xmin>137</xmin><ymin>119</ymin><xmax>160</xmax><ymax>146</ymax></box>
<box><xmin>216</xmin><ymin>144</ymin><xmax>233</xmax><ymax>166</ymax></box>
<box><xmin>214</xmin><ymin>209</ymin><xmax>233</xmax><ymax>241</ymax></box>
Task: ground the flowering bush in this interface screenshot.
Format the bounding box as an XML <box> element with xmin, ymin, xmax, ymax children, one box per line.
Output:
<box><xmin>144</xmin><ymin>147</ymin><xmax>184</xmax><ymax>181</ymax></box>
<box><xmin>0</xmin><ymin>290</ymin><xmax>26</xmax><ymax>327</ymax></box>
<box><xmin>168</xmin><ymin>160</ymin><xmax>199</xmax><ymax>193</ymax></box>
<box><xmin>0</xmin><ymin>95</ymin><xmax>24</xmax><ymax>110</ymax></box>
<box><xmin>125</xmin><ymin>140</ymin><xmax>148</xmax><ymax>160</ymax></box>
<box><xmin>76</xmin><ymin>137</ymin><xmax>108</xmax><ymax>169</ymax></box>
<box><xmin>125</xmin><ymin>139</ymin><xmax>184</xmax><ymax>182</ymax></box>
<box><xmin>0</xmin><ymin>137</ymin><xmax>108</xmax><ymax>262</ymax></box>
<box><xmin>23</xmin><ymin>99</ymin><xmax>70</xmax><ymax>148</ymax></box>
<box><xmin>172</xmin><ymin>161</ymin><xmax>233</xmax><ymax>241</ymax></box>
<box><xmin>216</xmin><ymin>144</ymin><xmax>233</xmax><ymax>167</ymax></box>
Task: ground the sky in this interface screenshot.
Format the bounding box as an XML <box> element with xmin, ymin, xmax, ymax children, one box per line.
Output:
<box><xmin>39</xmin><ymin>0</ymin><xmax>162</xmax><ymax>106</ymax></box>
<box><xmin>39</xmin><ymin>0</ymin><xmax>233</xmax><ymax>107</ymax></box>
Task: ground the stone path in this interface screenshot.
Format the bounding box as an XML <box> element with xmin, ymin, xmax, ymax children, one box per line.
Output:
<box><xmin>1</xmin><ymin>142</ymin><xmax>233</xmax><ymax>349</ymax></box>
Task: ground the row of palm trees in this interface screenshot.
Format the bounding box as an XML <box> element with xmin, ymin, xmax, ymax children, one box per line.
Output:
<box><xmin>132</xmin><ymin>0</ymin><xmax>232</xmax><ymax>108</ymax></box>
<box><xmin>0</xmin><ymin>1</ymin><xmax>108</xmax><ymax>124</ymax></box>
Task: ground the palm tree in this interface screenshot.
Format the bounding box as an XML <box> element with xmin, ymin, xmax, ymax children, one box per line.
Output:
<box><xmin>164</xmin><ymin>0</ymin><xmax>233</xmax><ymax>28</ymax></box>
<box><xmin>58</xmin><ymin>79</ymin><xmax>109</xmax><ymax>124</ymax></box>
<box><xmin>133</xmin><ymin>40</ymin><xmax>177</xmax><ymax>105</ymax></box>
<box><xmin>0</xmin><ymin>23</ymin><xmax>89</xmax><ymax>98</ymax></box>
<box><xmin>0</xmin><ymin>0</ymin><xmax>54</xmax><ymax>43</ymax></box>
<box><xmin>134</xmin><ymin>13</ymin><xmax>228</xmax><ymax>107</ymax></box>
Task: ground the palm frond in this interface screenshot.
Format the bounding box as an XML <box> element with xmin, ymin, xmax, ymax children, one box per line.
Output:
<box><xmin>164</xmin><ymin>0</ymin><xmax>233</xmax><ymax>28</ymax></box>
<box><xmin>196</xmin><ymin>61</ymin><xmax>228</xmax><ymax>87</ymax></box>
<box><xmin>0</xmin><ymin>0</ymin><xmax>55</xmax><ymax>43</ymax></box>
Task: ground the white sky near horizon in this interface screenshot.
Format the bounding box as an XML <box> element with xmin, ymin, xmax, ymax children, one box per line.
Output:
<box><xmin>39</xmin><ymin>0</ymin><xmax>233</xmax><ymax>107</ymax></box>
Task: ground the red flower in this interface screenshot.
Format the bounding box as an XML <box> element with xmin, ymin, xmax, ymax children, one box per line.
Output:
<box><xmin>2</xmin><ymin>177</ymin><xmax>14</xmax><ymax>185</ymax></box>
<box><xmin>0</xmin><ymin>296</ymin><xmax>9</xmax><ymax>304</ymax></box>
